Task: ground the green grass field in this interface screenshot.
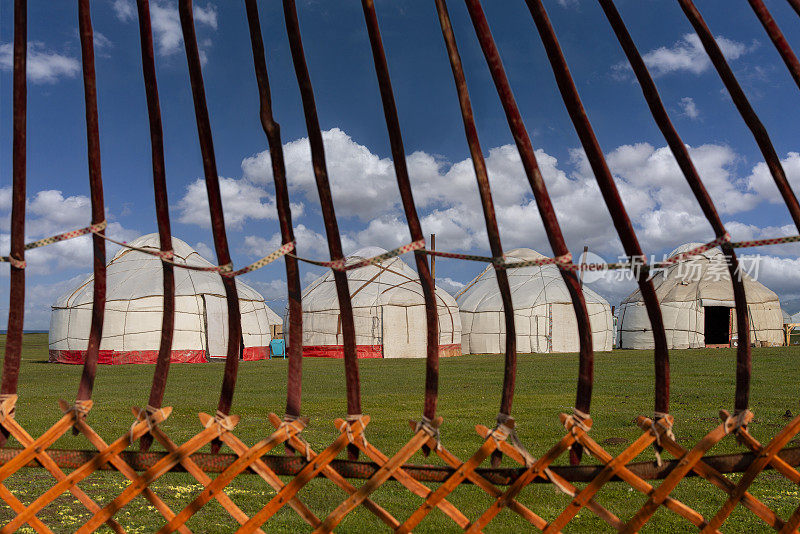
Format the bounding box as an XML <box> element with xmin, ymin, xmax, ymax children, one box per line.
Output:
<box><xmin>0</xmin><ymin>333</ymin><xmax>798</xmax><ymax>532</ymax></box>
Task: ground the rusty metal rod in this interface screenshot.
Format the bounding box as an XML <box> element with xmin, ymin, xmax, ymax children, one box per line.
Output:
<box><xmin>522</xmin><ymin>0</ymin><xmax>670</xmax><ymax>415</ymax></box>
<box><xmin>1</xmin><ymin>0</ymin><xmax>27</xmax><ymax>398</ymax></box>
<box><xmin>135</xmin><ymin>0</ymin><xmax>175</xmax><ymax>452</ymax></box>
<box><xmin>677</xmin><ymin>0</ymin><xmax>800</xmax><ymax>411</ymax></box>
<box><xmin>462</xmin><ymin>0</ymin><xmax>594</xmax><ymax>436</ymax></box>
<box><xmin>0</xmin><ymin>0</ymin><xmax>27</xmax><ymax>448</ymax></box>
<box><xmin>434</xmin><ymin>0</ymin><xmax>515</xmax><ymax>405</ymax></box>
<box><xmin>244</xmin><ymin>0</ymin><xmax>304</xmax><ymax>419</ymax></box>
<box><xmin>435</xmin><ymin>0</ymin><xmax>520</xmax><ymax>460</ymax></box>
<box><xmin>178</xmin><ymin>0</ymin><xmax>242</xmax><ymax>422</ymax></box>
<box><xmin>282</xmin><ymin>0</ymin><xmax>362</xmax><ymax>424</ymax></box>
<box><xmin>788</xmin><ymin>0</ymin><xmax>800</xmax><ymax>18</ymax></box>
<box><xmin>360</xmin><ymin>0</ymin><xmax>441</xmax><ymax>422</ymax></box>
<box><xmin>1</xmin><ymin>445</ymin><xmax>797</xmax><ymax>484</ymax></box>
<box><xmin>677</xmin><ymin>0</ymin><xmax>800</xmax><ymax>233</ymax></box>
<box><xmin>597</xmin><ymin>0</ymin><xmax>750</xmax><ymax>418</ymax></box>
<box><xmin>748</xmin><ymin>0</ymin><xmax>800</xmax><ymax>91</ymax></box>
<box><xmin>75</xmin><ymin>0</ymin><xmax>107</xmax><ymax>402</ymax></box>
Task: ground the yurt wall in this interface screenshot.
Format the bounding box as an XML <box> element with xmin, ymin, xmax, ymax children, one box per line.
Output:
<box><xmin>49</xmin><ymin>234</ymin><xmax>280</xmax><ymax>363</ymax></box>
<box><xmin>288</xmin><ymin>247</ymin><xmax>461</xmax><ymax>359</ymax></box>
<box><xmin>617</xmin><ymin>243</ymin><xmax>784</xmax><ymax>349</ymax></box>
<box><xmin>457</xmin><ymin>248</ymin><xmax>614</xmax><ymax>355</ymax></box>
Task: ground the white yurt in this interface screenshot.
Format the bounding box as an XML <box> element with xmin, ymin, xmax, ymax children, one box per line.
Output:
<box><xmin>49</xmin><ymin>234</ymin><xmax>281</xmax><ymax>364</ymax></box>
<box><xmin>457</xmin><ymin>248</ymin><xmax>614</xmax><ymax>354</ymax></box>
<box><xmin>287</xmin><ymin>246</ymin><xmax>461</xmax><ymax>358</ymax></box>
<box><xmin>617</xmin><ymin>243</ymin><xmax>783</xmax><ymax>349</ymax></box>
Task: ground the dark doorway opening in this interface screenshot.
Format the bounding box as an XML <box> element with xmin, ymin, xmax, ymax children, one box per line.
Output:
<box><xmin>704</xmin><ymin>306</ymin><xmax>730</xmax><ymax>346</ymax></box>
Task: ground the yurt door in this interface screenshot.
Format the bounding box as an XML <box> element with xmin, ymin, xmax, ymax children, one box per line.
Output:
<box><xmin>203</xmin><ymin>294</ymin><xmax>229</xmax><ymax>359</ymax></box>
<box><xmin>382</xmin><ymin>305</ymin><xmax>425</xmax><ymax>358</ymax></box>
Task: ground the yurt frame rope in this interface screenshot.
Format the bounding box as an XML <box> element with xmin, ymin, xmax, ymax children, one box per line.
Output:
<box><xmin>2</xmin><ymin>0</ymin><xmax>800</xmax><ymax>532</ymax></box>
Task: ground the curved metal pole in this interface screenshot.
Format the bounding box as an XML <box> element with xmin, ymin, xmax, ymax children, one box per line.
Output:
<box><xmin>678</xmin><ymin>0</ymin><xmax>800</xmax><ymax>412</ymax></box>
<box><xmin>136</xmin><ymin>0</ymin><xmax>175</xmax><ymax>451</ymax></box>
<box><xmin>434</xmin><ymin>0</ymin><xmax>516</xmax><ymax>422</ymax></box>
<box><xmin>75</xmin><ymin>0</ymin><xmax>107</xmax><ymax>402</ymax></box>
<box><xmin>598</xmin><ymin>0</ymin><xmax>751</xmax><ymax>414</ymax></box>
<box><xmin>677</xmin><ymin>0</ymin><xmax>800</xmax><ymax>233</ymax></box>
<box><xmin>522</xmin><ymin>0</ymin><xmax>671</xmax><ymax>415</ymax></box>
<box><xmin>282</xmin><ymin>1</ymin><xmax>363</xmax><ymax>439</ymax></box>
<box><xmin>463</xmin><ymin>0</ymin><xmax>594</xmax><ymax>428</ymax></box>
<box><xmin>0</xmin><ymin>0</ymin><xmax>27</xmax><ymax>447</ymax></box>
<box><xmin>788</xmin><ymin>0</ymin><xmax>800</xmax><ymax>18</ymax></box>
<box><xmin>178</xmin><ymin>0</ymin><xmax>243</xmax><ymax>427</ymax></box>
<box><xmin>748</xmin><ymin>0</ymin><xmax>800</xmax><ymax>91</ymax></box>
<box><xmin>244</xmin><ymin>0</ymin><xmax>304</xmax><ymax>420</ymax></box>
<box><xmin>360</xmin><ymin>0</ymin><xmax>440</xmax><ymax>422</ymax></box>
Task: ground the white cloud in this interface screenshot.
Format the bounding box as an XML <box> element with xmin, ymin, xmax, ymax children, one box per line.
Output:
<box><xmin>0</xmin><ymin>42</ymin><xmax>80</xmax><ymax>84</ymax></box>
<box><xmin>194</xmin><ymin>241</ymin><xmax>214</xmax><ymax>260</ymax></box>
<box><xmin>603</xmin><ymin>142</ymin><xmax>758</xmax><ymax>217</ymax></box>
<box><xmin>679</xmin><ymin>96</ymin><xmax>699</xmax><ymax>119</ymax></box>
<box><xmin>112</xmin><ymin>0</ymin><xmax>136</xmax><ymax>22</ymax></box>
<box><xmin>724</xmin><ymin>221</ymin><xmax>800</xmax><ymax>257</ymax></box>
<box><xmin>244</xmin><ymin>224</ymin><xmax>355</xmax><ymax>260</ymax></box>
<box><xmin>93</xmin><ymin>32</ymin><xmax>113</xmax><ymax>52</ymax></box>
<box><xmin>0</xmin><ymin>188</ymin><xmax>138</xmax><ymax>275</ymax></box>
<box><xmin>615</xmin><ymin>33</ymin><xmax>749</xmax><ymax>77</ymax></box>
<box><xmin>243</xmin><ymin>128</ymin><xmax>403</xmax><ymax>221</ymax></box>
<box><xmin>240</xmin><ymin>129</ymin><xmax>793</xmax><ymax>260</ymax></box>
<box><xmin>0</xmin><ymin>188</ymin><xmax>11</xmax><ymax>212</ymax></box>
<box><xmin>0</xmin><ymin>274</ymin><xmax>89</xmax><ymax>330</ymax></box>
<box><xmin>248</xmin><ymin>279</ymin><xmax>288</xmax><ymax>302</ymax></box>
<box><xmin>113</xmin><ymin>1</ymin><xmax>217</xmax><ymax>64</ymax></box>
<box><xmin>191</xmin><ymin>4</ymin><xmax>218</xmax><ymax>29</ymax></box>
<box><xmin>302</xmin><ymin>270</ymin><xmax>323</xmax><ymax>285</ymax></box>
<box><xmin>436</xmin><ymin>276</ymin><xmax>464</xmax><ymax>296</ymax></box>
<box><xmin>583</xmin><ymin>269</ymin><xmax>638</xmax><ymax>310</ymax></box>
<box><xmin>744</xmin><ymin>255</ymin><xmax>800</xmax><ymax>303</ymax></box>
<box><xmin>175</xmin><ymin>177</ymin><xmax>303</xmax><ymax>230</ymax></box>
<box><xmin>746</xmin><ymin>152</ymin><xmax>800</xmax><ymax>205</ymax></box>
<box><xmin>236</xmin><ymin>128</ymin><xmax>800</xmax><ymax>310</ymax></box>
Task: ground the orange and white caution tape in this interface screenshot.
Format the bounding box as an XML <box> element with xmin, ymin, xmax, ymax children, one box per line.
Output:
<box><xmin>425</xmin><ymin>250</ymin><xmax>498</xmax><ymax>264</ymax></box>
<box><xmin>655</xmin><ymin>232</ymin><xmax>731</xmax><ymax>267</ymax></box>
<box><xmin>421</xmin><ymin>232</ymin><xmax>800</xmax><ymax>272</ymax></box>
<box><xmin>0</xmin><ymin>221</ymin><xmax>108</xmax><ymax>269</ymax></box>
<box><xmin>5</xmin><ymin>217</ymin><xmax>800</xmax><ymax>280</ymax></box>
<box><xmin>99</xmin><ymin>231</ymin><xmax>175</xmax><ymax>260</ymax></box>
<box><xmin>504</xmin><ymin>252</ymin><xmax>573</xmax><ymax>269</ymax></box>
<box><xmin>225</xmin><ymin>241</ymin><xmax>295</xmax><ymax>277</ymax></box>
<box><xmin>98</xmin><ymin>232</ymin><xmax>294</xmax><ymax>278</ymax></box>
<box><xmin>730</xmin><ymin>234</ymin><xmax>800</xmax><ymax>248</ymax></box>
<box><xmin>98</xmin><ymin>231</ymin><xmax>294</xmax><ymax>277</ymax></box>
<box><xmin>423</xmin><ymin>249</ymin><xmax>572</xmax><ymax>269</ymax></box>
<box><xmin>0</xmin><ymin>221</ymin><xmax>293</xmax><ymax>278</ymax></box>
<box><xmin>290</xmin><ymin>239</ymin><xmax>425</xmax><ymax>271</ymax></box>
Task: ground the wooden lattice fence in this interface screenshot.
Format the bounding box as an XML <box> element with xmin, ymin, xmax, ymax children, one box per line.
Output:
<box><xmin>2</xmin><ymin>0</ymin><xmax>800</xmax><ymax>532</ymax></box>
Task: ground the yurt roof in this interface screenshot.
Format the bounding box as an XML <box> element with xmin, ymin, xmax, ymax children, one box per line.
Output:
<box><xmin>782</xmin><ymin>309</ymin><xmax>792</xmax><ymax>324</ymax></box>
<box><xmin>301</xmin><ymin>246</ymin><xmax>456</xmax><ymax>311</ymax></box>
<box><xmin>456</xmin><ymin>248</ymin><xmax>609</xmax><ymax>312</ymax></box>
<box><xmin>53</xmin><ymin>234</ymin><xmax>278</xmax><ymax>322</ymax></box>
<box><xmin>621</xmin><ymin>243</ymin><xmax>779</xmax><ymax>306</ymax></box>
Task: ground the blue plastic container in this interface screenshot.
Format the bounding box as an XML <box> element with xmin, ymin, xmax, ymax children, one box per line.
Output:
<box><xmin>270</xmin><ymin>339</ymin><xmax>285</xmax><ymax>359</ymax></box>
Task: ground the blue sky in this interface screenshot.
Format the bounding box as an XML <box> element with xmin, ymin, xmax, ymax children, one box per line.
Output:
<box><xmin>2</xmin><ymin>0</ymin><xmax>800</xmax><ymax>329</ymax></box>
